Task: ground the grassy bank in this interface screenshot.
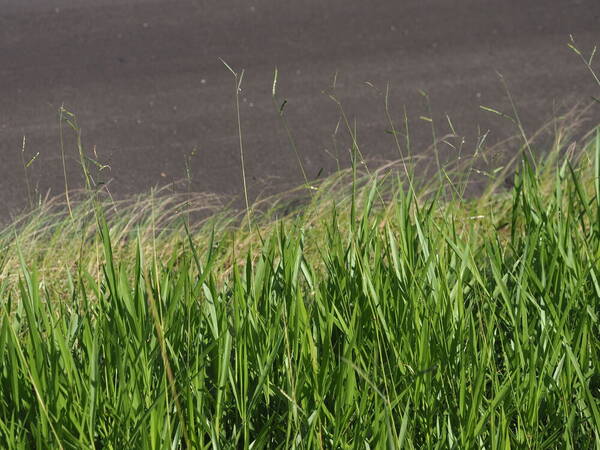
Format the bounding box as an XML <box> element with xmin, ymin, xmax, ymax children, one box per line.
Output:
<box><xmin>0</xmin><ymin>116</ymin><xmax>599</xmax><ymax>448</ymax></box>
<box><xmin>2</xmin><ymin>40</ymin><xmax>600</xmax><ymax>446</ymax></box>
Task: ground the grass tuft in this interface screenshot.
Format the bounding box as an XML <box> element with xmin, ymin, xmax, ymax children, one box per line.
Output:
<box><xmin>2</xmin><ymin>46</ymin><xmax>600</xmax><ymax>445</ymax></box>
<box><xmin>0</xmin><ymin>113</ymin><xmax>599</xmax><ymax>447</ymax></box>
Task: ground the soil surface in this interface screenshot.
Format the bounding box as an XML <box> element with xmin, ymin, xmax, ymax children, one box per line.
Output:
<box><xmin>1</xmin><ymin>0</ymin><xmax>599</xmax><ymax>216</ymax></box>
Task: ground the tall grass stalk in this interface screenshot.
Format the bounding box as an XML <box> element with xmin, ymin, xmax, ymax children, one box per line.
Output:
<box><xmin>272</xmin><ymin>67</ymin><xmax>311</xmax><ymax>191</ymax></box>
<box><xmin>220</xmin><ymin>59</ymin><xmax>252</xmax><ymax>234</ymax></box>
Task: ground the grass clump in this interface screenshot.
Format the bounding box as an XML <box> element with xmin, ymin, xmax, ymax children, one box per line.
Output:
<box><xmin>0</xmin><ymin>120</ymin><xmax>599</xmax><ymax>448</ymax></box>
<box><xmin>2</xmin><ymin>39</ymin><xmax>600</xmax><ymax>445</ymax></box>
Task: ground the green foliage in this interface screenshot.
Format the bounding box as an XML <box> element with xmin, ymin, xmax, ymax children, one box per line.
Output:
<box><xmin>0</xmin><ymin>128</ymin><xmax>599</xmax><ymax>449</ymax></box>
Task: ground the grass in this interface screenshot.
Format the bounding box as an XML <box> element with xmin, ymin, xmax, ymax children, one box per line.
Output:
<box><xmin>1</xmin><ymin>44</ymin><xmax>599</xmax><ymax>448</ymax></box>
